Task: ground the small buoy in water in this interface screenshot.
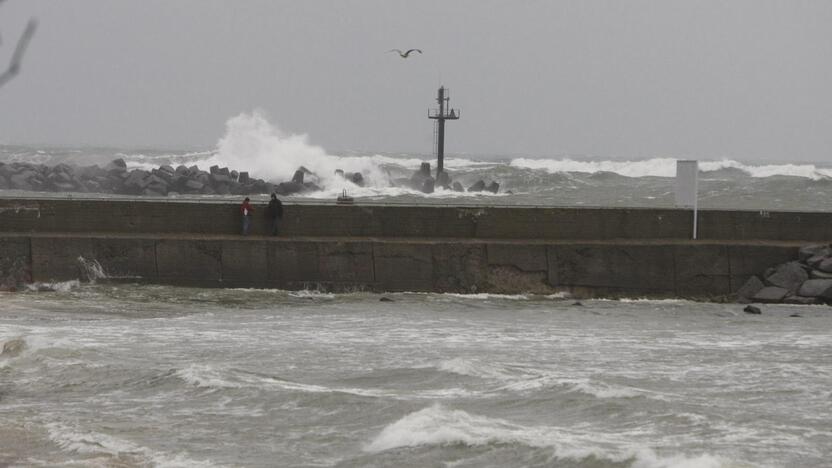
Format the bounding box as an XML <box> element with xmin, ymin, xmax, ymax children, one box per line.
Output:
<box><xmin>379</xmin><ymin>297</ymin><xmax>394</xmax><ymax>302</ymax></box>
<box><xmin>789</xmin><ymin>313</ymin><xmax>802</xmax><ymax>318</ymax></box>
<box><xmin>572</xmin><ymin>301</ymin><xmax>584</xmax><ymax>306</ymax></box>
<box><xmin>743</xmin><ymin>305</ymin><xmax>762</xmax><ymax>315</ymax></box>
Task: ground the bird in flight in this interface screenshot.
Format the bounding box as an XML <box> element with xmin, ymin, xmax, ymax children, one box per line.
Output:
<box><xmin>389</xmin><ymin>48</ymin><xmax>422</xmax><ymax>58</ymax></box>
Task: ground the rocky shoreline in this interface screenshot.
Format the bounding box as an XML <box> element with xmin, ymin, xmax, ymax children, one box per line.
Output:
<box><xmin>0</xmin><ymin>159</ymin><xmax>500</xmax><ymax>197</ymax></box>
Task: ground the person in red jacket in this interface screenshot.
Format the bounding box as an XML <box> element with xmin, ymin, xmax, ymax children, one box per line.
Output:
<box><xmin>240</xmin><ymin>197</ymin><xmax>254</xmax><ymax>235</ymax></box>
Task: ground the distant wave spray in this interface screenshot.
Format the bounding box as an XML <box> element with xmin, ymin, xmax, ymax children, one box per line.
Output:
<box><xmin>510</xmin><ymin>157</ymin><xmax>832</xmax><ymax>180</ymax></box>
<box><xmin>205</xmin><ymin>111</ymin><xmax>399</xmax><ymax>197</ymax></box>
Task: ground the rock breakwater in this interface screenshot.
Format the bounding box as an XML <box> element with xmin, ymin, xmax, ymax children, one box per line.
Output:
<box><xmin>738</xmin><ymin>244</ymin><xmax>832</xmax><ymax>305</ymax></box>
<box><xmin>0</xmin><ymin>159</ymin><xmax>280</xmax><ymax>196</ymax></box>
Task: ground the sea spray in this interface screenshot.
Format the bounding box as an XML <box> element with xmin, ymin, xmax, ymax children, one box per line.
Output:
<box><xmin>77</xmin><ymin>256</ymin><xmax>107</xmax><ymax>283</ymax></box>
<box><xmin>207</xmin><ymin>110</ymin><xmax>394</xmax><ymax>191</ymax></box>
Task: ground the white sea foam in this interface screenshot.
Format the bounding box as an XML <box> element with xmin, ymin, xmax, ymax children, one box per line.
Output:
<box><xmin>175</xmin><ymin>364</ymin><xmax>409</xmax><ymax>398</ymax></box>
<box><xmin>438</xmin><ymin>293</ymin><xmax>531</xmax><ymax>301</ymax></box>
<box><xmin>288</xmin><ymin>290</ymin><xmax>336</xmax><ymax>299</ymax></box>
<box><xmin>24</xmin><ymin>280</ymin><xmax>81</xmax><ymax>293</ymax></box>
<box><xmin>176</xmin><ymin>364</ymin><xmax>242</xmax><ymax>389</ymax></box>
<box><xmin>46</xmin><ymin>422</ymin><xmax>216</xmax><ymax>467</ymax></box>
<box><xmin>617</xmin><ymin>298</ymin><xmax>691</xmax><ymax>304</ymax></box>
<box><xmin>435</xmin><ymin>359</ymin><xmax>643</xmax><ymax>399</ymax></box>
<box><xmin>569</xmin><ymin>379</ymin><xmax>642</xmax><ymax>399</ymax></box>
<box><xmin>436</xmin><ymin>358</ymin><xmax>517</xmax><ymax>380</ymax></box>
<box><xmin>365</xmin><ymin>405</ymin><xmax>729</xmax><ymax>468</ymax></box>
<box><xmin>545</xmin><ymin>291</ymin><xmax>572</xmax><ymax>299</ymax></box>
<box><xmin>435</xmin><ymin>358</ymin><xmax>645</xmax><ymax>398</ymax></box>
<box><xmin>121</xmin><ymin>150</ymin><xmax>216</xmax><ymax>172</ymax></box>
<box><xmin>510</xmin><ymin>157</ymin><xmax>832</xmax><ymax>180</ymax></box>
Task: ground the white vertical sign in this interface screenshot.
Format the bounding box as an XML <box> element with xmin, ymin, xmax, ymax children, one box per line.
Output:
<box><xmin>675</xmin><ymin>160</ymin><xmax>699</xmax><ymax>239</ymax></box>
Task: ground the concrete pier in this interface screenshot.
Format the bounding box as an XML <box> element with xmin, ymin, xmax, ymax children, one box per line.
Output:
<box><xmin>1</xmin><ymin>197</ymin><xmax>828</xmax><ymax>297</ymax></box>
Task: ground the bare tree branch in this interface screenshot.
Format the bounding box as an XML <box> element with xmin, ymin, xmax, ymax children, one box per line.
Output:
<box><xmin>0</xmin><ymin>18</ymin><xmax>37</xmax><ymax>88</ymax></box>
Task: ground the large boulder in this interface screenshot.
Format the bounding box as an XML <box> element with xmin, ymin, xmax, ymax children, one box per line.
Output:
<box><xmin>452</xmin><ymin>181</ymin><xmax>464</xmax><ymax>192</ymax></box>
<box><xmin>10</xmin><ymin>171</ymin><xmax>36</xmax><ymax>190</ymax></box>
<box><xmin>184</xmin><ymin>180</ymin><xmax>204</xmax><ymax>192</ymax></box>
<box><xmin>797</xmin><ymin>279</ymin><xmax>832</xmax><ymax>298</ymax></box>
<box><xmin>275</xmin><ymin>181</ymin><xmax>306</xmax><ymax>196</ymax></box>
<box><xmin>752</xmin><ymin>286</ymin><xmax>789</xmax><ymax>303</ymax></box>
<box><xmin>810</xmin><ymin>269</ymin><xmax>832</xmax><ymax>280</ymax></box>
<box><xmin>486</xmin><ymin>181</ymin><xmax>500</xmax><ymax>194</ymax></box>
<box><xmin>783</xmin><ymin>295</ymin><xmax>821</xmax><ymax>305</ymax></box>
<box><xmin>817</xmin><ymin>258</ymin><xmax>832</xmax><ymax>274</ymax></box>
<box><xmin>799</xmin><ymin>244</ymin><xmax>831</xmax><ymax>262</ymax></box>
<box><xmin>105</xmin><ymin>159</ymin><xmax>127</xmax><ymax>173</ymax></box>
<box><xmin>743</xmin><ymin>305</ymin><xmax>762</xmax><ymax>314</ymax></box>
<box><xmin>765</xmin><ymin>261</ymin><xmax>808</xmax><ymax>293</ymax></box>
<box><xmin>292</xmin><ymin>170</ymin><xmax>305</xmax><ymax>184</ymax></box>
<box><xmin>468</xmin><ymin>180</ymin><xmax>486</xmax><ymax>192</ymax></box>
<box><xmin>210</xmin><ymin>173</ymin><xmax>232</xmax><ymax>184</ymax></box>
<box><xmin>410</xmin><ymin>163</ymin><xmax>432</xmax><ymax>188</ymax></box>
<box><xmin>421</xmin><ymin>177</ymin><xmax>435</xmax><ymax>194</ymax></box>
<box><xmin>806</xmin><ymin>254</ymin><xmax>827</xmax><ymax>268</ymax></box>
<box><xmin>123</xmin><ymin>170</ymin><xmax>151</xmax><ymax>193</ymax></box>
<box><xmin>736</xmin><ymin>276</ymin><xmax>764</xmax><ymax>303</ymax></box>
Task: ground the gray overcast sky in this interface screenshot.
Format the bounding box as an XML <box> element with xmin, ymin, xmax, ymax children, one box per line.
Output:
<box><xmin>1</xmin><ymin>0</ymin><xmax>831</xmax><ymax>161</ymax></box>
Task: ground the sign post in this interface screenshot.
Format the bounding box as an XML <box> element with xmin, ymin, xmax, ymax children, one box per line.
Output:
<box><xmin>675</xmin><ymin>160</ymin><xmax>699</xmax><ymax>240</ymax></box>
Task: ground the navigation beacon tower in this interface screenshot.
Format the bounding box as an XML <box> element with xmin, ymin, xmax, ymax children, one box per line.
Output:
<box><xmin>428</xmin><ymin>86</ymin><xmax>460</xmax><ymax>178</ymax></box>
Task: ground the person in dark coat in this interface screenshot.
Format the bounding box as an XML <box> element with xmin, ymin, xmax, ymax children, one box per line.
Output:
<box><xmin>240</xmin><ymin>197</ymin><xmax>254</xmax><ymax>235</ymax></box>
<box><xmin>267</xmin><ymin>193</ymin><xmax>283</xmax><ymax>236</ymax></box>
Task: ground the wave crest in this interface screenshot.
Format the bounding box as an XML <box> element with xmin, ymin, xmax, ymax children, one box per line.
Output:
<box><xmin>366</xmin><ymin>405</ymin><xmax>729</xmax><ymax>468</ymax></box>
<box><xmin>510</xmin><ymin>157</ymin><xmax>832</xmax><ymax>180</ymax></box>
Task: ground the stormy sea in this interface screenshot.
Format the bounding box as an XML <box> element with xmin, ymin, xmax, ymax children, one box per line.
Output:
<box><xmin>1</xmin><ymin>287</ymin><xmax>831</xmax><ymax>467</ymax></box>
<box><xmin>2</xmin><ymin>112</ymin><xmax>832</xmax><ymax>467</ymax></box>
<box><xmin>2</xmin><ymin>111</ymin><xmax>832</xmax><ymax>210</ymax></box>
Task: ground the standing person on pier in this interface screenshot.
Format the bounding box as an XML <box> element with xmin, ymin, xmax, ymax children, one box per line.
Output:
<box><xmin>267</xmin><ymin>193</ymin><xmax>283</xmax><ymax>236</ymax></box>
<box><xmin>240</xmin><ymin>197</ymin><xmax>254</xmax><ymax>235</ymax></box>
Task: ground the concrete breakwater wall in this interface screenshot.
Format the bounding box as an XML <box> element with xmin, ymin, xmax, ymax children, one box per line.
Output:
<box><xmin>2</xmin><ymin>198</ymin><xmax>832</xmax><ymax>241</ymax></box>
<box><xmin>0</xmin><ymin>197</ymin><xmax>829</xmax><ymax>296</ymax></box>
<box><xmin>0</xmin><ymin>234</ymin><xmax>800</xmax><ymax>297</ymax></box>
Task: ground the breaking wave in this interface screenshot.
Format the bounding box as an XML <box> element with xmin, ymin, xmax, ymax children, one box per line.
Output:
<box><xmin>510</xmin><ymin>157</ymin><xmax>832</xmax><ymax>180</ymax></box>
<box><xmin>365</xmin><ymin>405</ymin><xmax>729</xmax><ymax>468</ymax></box>
<box><xmin>171</xmin><ymin>111</ymin><xmax>504</xmax><ymax>199</ymax></box>
<box><xmin>24</xmin><ymin>280</ymin><xmax>81</xmax><ymax>293</ymax></box>
<box><xmin>46</xmin><ymin>422</ymin><xmax>215</xmax><ymax>468</ymax></box>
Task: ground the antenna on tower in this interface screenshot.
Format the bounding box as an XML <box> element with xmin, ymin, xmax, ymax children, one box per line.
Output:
<box><xmin>427</xmin><ymin>86</ymin><xmax>460</xmax><ymax>179</ymax></box>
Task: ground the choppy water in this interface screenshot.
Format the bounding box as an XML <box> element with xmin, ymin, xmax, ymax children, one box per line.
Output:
<box><xmin>1</xmin><ymin>283</ymin><xmax>831</xmax><ymax>467</ymax></box>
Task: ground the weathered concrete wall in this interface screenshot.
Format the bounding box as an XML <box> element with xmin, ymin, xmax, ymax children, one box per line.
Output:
<box><xmin>2</xmin><ymin>198</ymin><xmax>831</xmax><ymax>241</ymax></box>
<box><xmin>0</xmin><ymin>234</ymin><xmax>801</xmax><ymax>298</ymax></box>
<box><xmin>0</xmin><ymin>237</ymin><xmax>30</xmax><ymax>289</ymax></box>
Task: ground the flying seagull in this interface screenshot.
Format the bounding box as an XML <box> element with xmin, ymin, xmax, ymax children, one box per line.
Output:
<box><xmin>389</xmin><ymin>48</ymin><xmax>422</xmax><ymax>58</ymax></box>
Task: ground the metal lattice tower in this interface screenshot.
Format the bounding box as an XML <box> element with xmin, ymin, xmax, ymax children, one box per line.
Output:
<box><xmin>428</xmin><ymin>86</ymin><xmax>460</xmax><ymax>178</ymax></box>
